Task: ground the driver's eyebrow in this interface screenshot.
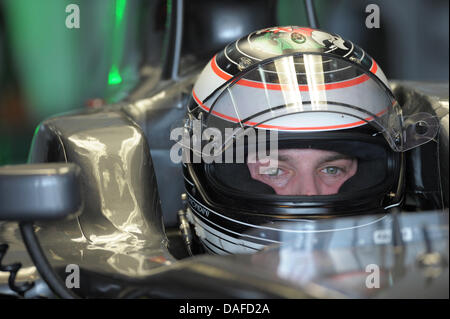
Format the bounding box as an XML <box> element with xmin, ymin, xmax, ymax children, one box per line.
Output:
<box><xmin>278</xmin><ymin>154</ymin><xmax>292</xmax><ymax>162</ymax></box>
<box><xmin>254</xmin><ymin>154</ymin><xmax>291</xmax><ymax>162</ymax></box>
<box><xmin>258</xmin><ymin>153</ymin><xmax>354</xmax><ymax>164</ymax></box>
<box><xmin>317</xmin><ymin>154</ymin><xmax>354</xmax><ymax>166</ymax></box>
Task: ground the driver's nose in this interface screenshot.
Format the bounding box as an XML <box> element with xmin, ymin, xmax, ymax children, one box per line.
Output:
<box><xmin>291</xmin><ymin>170</ymin><xmax>320</xmax><ymax>196</ymax></box>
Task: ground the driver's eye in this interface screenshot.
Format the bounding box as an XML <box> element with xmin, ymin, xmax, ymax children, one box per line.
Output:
<box><xmin>261</xmin><ymin>167</ymin><xmax>283</xmax><ymax>177</ymax></box>
<box><xmin>268</xmin><ymin>168</ymin><xmax>282</xmax><ymax>177</ymax></box>
<box><xmin>321</xmin><ymin>166</ymin><xmax>341</xmax><ymax>175</ymax></box>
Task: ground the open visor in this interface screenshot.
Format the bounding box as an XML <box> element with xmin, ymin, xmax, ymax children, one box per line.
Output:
<box><xmin>204</xmin><ymin>138</ymin><xmax>394</xmax><ymax>197</ymax></box>
<box><xmin>179</xmin><ymin>53</ymin><xmax>439</xmax><ymax>159</ymax></box>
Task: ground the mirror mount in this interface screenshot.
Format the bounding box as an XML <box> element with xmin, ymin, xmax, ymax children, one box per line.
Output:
<box><xmin>0</xmin><ymin>163</ymin><xmax>82</xmax><ymax>221</ymax></box>
<box><xmin>0</xmin><ymin>163</ymin><xmax>82</xmax><ymax>298</ymax></box>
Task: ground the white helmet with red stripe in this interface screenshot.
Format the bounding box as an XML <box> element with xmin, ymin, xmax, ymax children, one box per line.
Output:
<box><xmin>180</xmin><ymin>26</ymin><xmax>439</xmax><ymax>255</ymax></box>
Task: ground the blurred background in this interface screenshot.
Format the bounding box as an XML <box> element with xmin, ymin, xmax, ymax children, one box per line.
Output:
<box><xmin>0</xmin><ymin>0</ymin><xmax>448</xmax><ymax>165</ymax></box>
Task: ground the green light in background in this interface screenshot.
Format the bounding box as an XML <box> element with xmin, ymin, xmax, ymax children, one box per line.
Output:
<box><xmin>115</xmin><ymin>0</ymin><xmax>127</xmax><ymax>23</ymax></box>
<box><xmin>107</xmin><ymin>0</ymin><xmax>127</xmax><ymax>86</ymax></box>
<box><xmin>33</xmin><ymin>124</ymin><xmax>40</xmax><ymax>137</ymax></box>
<box><xmin>26</xmin><ymin>123</ymin><xmax>41</xmax><ymax>163</ymax></box>
<box><xmin>108</xmin><ymin>65</ymin><xmax>123</xmax><ymax>85</ymax></box>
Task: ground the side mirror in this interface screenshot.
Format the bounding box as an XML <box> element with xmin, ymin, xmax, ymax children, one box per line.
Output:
<box><xmin>0</xmin><ymin>163</ymin><xmax>82</xmax><ymax>221</ymax></box>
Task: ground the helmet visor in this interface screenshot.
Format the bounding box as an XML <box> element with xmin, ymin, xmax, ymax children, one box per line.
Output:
<box><xmin>204</xmin><ymin>137</ymin><xmax>393</xmax><ymax>198</ymax></box>
<box><xmin>188</xmin><ymin>53</ymin><xmax>438</xmax><ymax>158</ymax></box>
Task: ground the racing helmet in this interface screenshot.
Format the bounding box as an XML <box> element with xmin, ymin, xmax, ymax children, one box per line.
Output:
<box><xmin>177</xmin><ymin>26</ymin><xmax>439</xmax><ymax>255</ymax></box>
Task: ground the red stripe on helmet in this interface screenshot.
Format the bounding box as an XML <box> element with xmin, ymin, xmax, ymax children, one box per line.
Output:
<box><xmin>192</xmin><ymin>89</ymin><xmax>387</xmax><ymax>131</ymax></box>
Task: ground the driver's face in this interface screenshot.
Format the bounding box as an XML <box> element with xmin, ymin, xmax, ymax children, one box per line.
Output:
<box><xmin>247</xmin><ymin>149</ymin><xmax>357</xmax><ymax>196</ymax></box>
